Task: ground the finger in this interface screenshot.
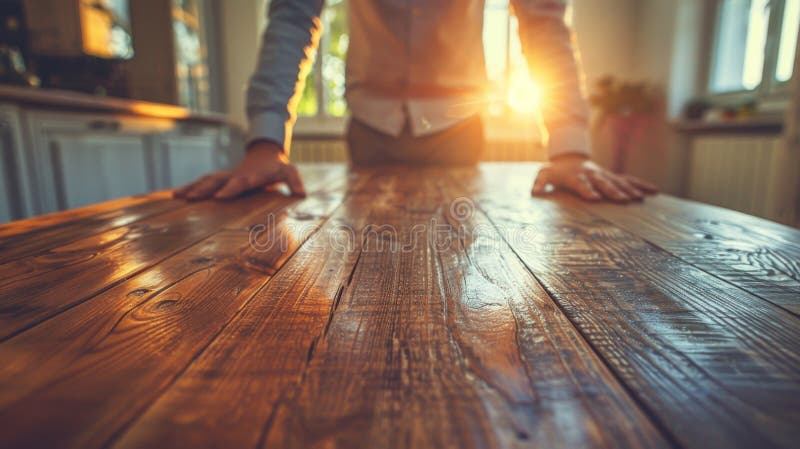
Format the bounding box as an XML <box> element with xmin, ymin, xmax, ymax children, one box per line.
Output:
<box><xmin>215</xmin><ymin>169</ymin><xmax>280</xmax><ymax>199</ymax></box>
<box><xmin>214</xmin><ymin>173</ymin><xmax>267</xmax><ymax>199</ymax></box>
<box><xmin>625</xmin><ymin>175</ymin><xmax>658</xmax><ymax>193</ymax></box>
<box><xmin>176</xmin><ymin>172</ymin><xmax>227</xmax><ymax>198</ymax></box>
<box><xmin>282</xmin><ymin>165</ymin><xmax>307</xmax><ymax>197</ymax></box>
<box><xmin>566</xmin><ymin>174</ymin><xmax>602</xmax><ymax>201</ymax></box>
<box><xmin>587</xmin><ymin>172</ymin><xmax>630</xmax><ymax>202</ymax></box>
<box><xmin>173</xmin><ymin>182</ymin><xmax>197</xmax><ymax>198</ymax></box>
<box><xmin>174</xmin><ymin>178</ymin><xmax>204</xmax><ymax>198</ymax></box>
<box><xmin>531</xmin><ymin>169</ymin><xmax>551</xmax><ymax>195</ymax></box>
<box><xmin>609</xmin><ymin>175</ymin><xmax>644</xmax><ymax>201</ymax></box>
<box><xmin>185</xmin><ymin>176</ymin><xmax>229</xmax><ymax>200</ymax></box>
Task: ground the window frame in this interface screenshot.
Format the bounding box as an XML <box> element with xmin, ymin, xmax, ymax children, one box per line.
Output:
<box><xmin>705</xmin><ymin>0</ymin><xmax>797</xmax><ymax>107</ymax></box>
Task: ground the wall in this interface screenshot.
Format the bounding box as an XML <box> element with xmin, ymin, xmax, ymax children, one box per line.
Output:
<box><xmin>217</xmin><ymin>0</ymin><xmax>267</xmax><ymax>129</ymax></box>
<box><xmin>572</xmin><ymin>0</ymin><xmax>639</xmax><ymax>87</ymax></box>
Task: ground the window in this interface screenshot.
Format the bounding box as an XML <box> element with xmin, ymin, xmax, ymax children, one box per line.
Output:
<box><xmin>296</xmin><ymin>0</ymin><xmax>347</xmax><ymax>118</ymax></box>
<box><xmin>709</xmin><ymin>0</ymin><xmax>800</xmax><ymax>95</ymax></box>
<box><xmin>776</xmin><ymin>0</ymin><xmax>800</xmax><ymax>82</ymax></box>
<box><xmin>296</xmin><ymin>0</ymin><xmax>544</xmax><ymax>122</ymax></box>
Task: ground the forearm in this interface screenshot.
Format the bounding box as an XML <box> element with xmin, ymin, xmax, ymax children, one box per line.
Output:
<box><xmin>512</xmin><ymin>0</ymin><xmax>590</xmax><ymax>159</ymax></box>
<box><xmin>247</xmin><ymin>0</ymin><xmax>324</xmax><ymax>152</ymax></box>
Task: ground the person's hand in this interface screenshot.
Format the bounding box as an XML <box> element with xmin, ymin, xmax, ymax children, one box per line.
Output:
<box><xmin>174</xmin><ymin>141</ymin><xmax>306</xmax><ymax>200</ymax></box>
<box><xmin>531</xmin><ymin>154</ymin><xmax>657</xmax><ymax>202</ymax></box>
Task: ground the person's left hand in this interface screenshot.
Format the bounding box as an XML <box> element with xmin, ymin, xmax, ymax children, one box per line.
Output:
<box><xmin>531</xmin><ymin>155</ymin><xmax>657</xmax><ymax>202</ymax></box>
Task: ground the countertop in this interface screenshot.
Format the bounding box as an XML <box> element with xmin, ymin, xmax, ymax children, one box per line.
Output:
<box><xmin>0</xmin><ymin>84</ymin><xmax>231</xmax><ymax>124</ymax></box>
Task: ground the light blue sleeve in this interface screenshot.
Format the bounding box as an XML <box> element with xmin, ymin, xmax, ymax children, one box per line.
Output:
<box><xmin>246</xmin><ymin>0</ymin><xmax>325</xmax><ymax>152</ymax></box>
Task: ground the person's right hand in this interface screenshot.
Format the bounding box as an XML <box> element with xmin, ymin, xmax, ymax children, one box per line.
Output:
<box><xmin>173</xmin><ymin>141</ymin><xmax>306</xmax><ymax>200</ymax></box>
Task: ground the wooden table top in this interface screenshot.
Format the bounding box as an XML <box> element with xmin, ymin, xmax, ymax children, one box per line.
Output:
<box><xmin>0</xmin><ymin>163</ymin><xmax>798</xmax><ymax>449</ymax></box>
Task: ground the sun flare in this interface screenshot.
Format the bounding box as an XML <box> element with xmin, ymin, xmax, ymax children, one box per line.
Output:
<box><xmin>506</xmin><ymin>70</ymin><xmax>543</xmax><ymax>115</ymax></box>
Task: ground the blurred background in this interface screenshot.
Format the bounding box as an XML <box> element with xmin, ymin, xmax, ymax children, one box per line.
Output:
<box><xmin>0</xmin><ymin>0</ymin><xmax>797</xmax><ymax>226</ymax></box>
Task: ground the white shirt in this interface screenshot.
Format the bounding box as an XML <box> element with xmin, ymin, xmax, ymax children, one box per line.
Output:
<box><xmin>248</xmin><ymin>0</ymin><xmax>590</xmax><ymax>159</ymax></box>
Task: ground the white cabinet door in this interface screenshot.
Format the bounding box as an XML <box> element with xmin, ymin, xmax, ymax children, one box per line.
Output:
<box><xmin>27</xmin><ymin>112</ymin><xmax>163</xmax><ymax>212</ymax></box>
<box><xmin>162</xmin><ymin>135</ymin><xmax>217</xmax><ymax>187</ymax></box>
<box><xmin>160</xmin><ymin>124</ymin><xmax>228</xmax><ymax>188</ymax></box>
<box><xmin>0</xmin><ymin>127</ymin><xmax>16</xmax><ymax>222</ymax></box>
<box><xmin>24</xmin><ymin>110</ymin><xmax>233</xmax><ymax>215</ymax></box>
<box><xmin>50</xmin><ymin>133</ymin><xmax>153</xmax><ymax>209</ymax></box>
<box><xmin>0</xmin><ymin>104</ymin><xmax>35</xmax><ymax>222</ymax></box>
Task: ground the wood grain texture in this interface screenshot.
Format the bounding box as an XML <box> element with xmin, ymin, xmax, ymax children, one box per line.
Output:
<box><xmin>455</xmin><ymin>164</ymin><xmax>800</xmax><ymax>449</ymax></box>
<box><xmin>0</xmin><ymin>197</ymin><xmax>186</xmax><ymax>262</ymax></box>
<box><xmin>108</xmin><ymin>169</ymin><xmax>381</xmax><ymax>449</ymax></box>
<box><xmin>0</xmin><ymin>164</ymin><xmax>342</xmax><ymax>248</ymax></box>
<box><xmin>0</xmin><ymin>173</ymin><xmax>348</xmax><ymax>449</ymax></box>
<box><xmin>571</xmin><ymin>195</ymin><xmax>800</xmax><ymax>315</ymax></box>
<box><xmin>0</xmin><ymin>194</ymin><xmax>283</xmax><ymax>340</ymax></box>
<box><xmin>0</xmin><ymin>232</ymin><xmax>270</xmax><ymax>449</ymax></box>
<box><xmin>259</xmin><ymin>171</ymin><xmax>668</xmax><ymax>449</ymax></box>
<box><xmin>0</xmin><ymin>191</ymin><xmax>171</xmax><ymax>238</ymax></box>
<box><xmin>433</xmin><ymin>176</ymin><xmax>669</xmax><ymax>449</ymax></box>
<box><xmin>111</xmin><ymin>169</ymin><xmax>668</xmax><ymax>449</ymax></box>
<box><xmin>0</xmin><ymin>163</ymin><xmax>797</xmax><ymax>449</ymax></box>
<box><xmin>0</xmin><ymin>164</ymin><xmax>347</xmax><ymax>341</ymax></box>
<box><xmin>261</xmin><ymin>171</ymin><xmax>500</xmax><ymax>449</ymax></box>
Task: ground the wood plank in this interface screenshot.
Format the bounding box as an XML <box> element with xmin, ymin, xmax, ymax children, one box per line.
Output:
<box><xmin>0</xmin><ymin>163</ymin><xmax>343</xmax><ymax>259</ymax></box>
<box><xmin>455</xmin><ymin>164</ymin><xmax>800</xmax><ymax>449</ymax></box>
<box><xmin>0</xmin><ymin>174</ymin><xmax>350</xmax><ymax>449</ymax></box>
<box><xmin>107</xmin><ymin>169</ymin><xmax>391</xmax><ymax>449</ymax></box>
<box><xmin>262</xmin><ymin>171</ymin><xmax>503</xmax><ymax>449</ymax></box>
<box><xmin>0</xmin><ymin>164</ymin><xmax>347</xmax><ymax>341</ymax></box>
<box><xmin>430</xmin><ymin>176</ymin><xmax>669</xmax><ymax>449</ymax></box>
<box><xmin>260</xmin><ymin>171</ymin><xmax>669</xmax><ymax>448</ymax></box>
<box><xmin>0</xmin><ymin>197</ymin><xmax>186</xmax><ymax>262</ymax></box>
<box><xmin>0</xmin><ymin>191</ymin><xmax>171</xmax><ymax>238</ymax></box>
<box><xmin>570</xmin><ymin>195</ymin><xmax>800</xmax><ymax>315</ymax></box>
<box><xmin>655</xmin><ymin>195</ymin><xmax>800</xmax><ymax>250</ymax></box>
<box><xmin>112</xmin><ymin>168</ymin><xmax>668</xmax><ymax>449</ymax></box>
<box><xmin>0</xmin><ymin>194</ymin><xmax>282</xmax><ymax>341</ymax></box>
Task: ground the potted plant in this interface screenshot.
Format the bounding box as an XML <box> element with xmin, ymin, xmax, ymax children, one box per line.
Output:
<box><xmin>589</xmin><ymin>76</ymin><xmax>663</xmax><ymax>173</ymax></box>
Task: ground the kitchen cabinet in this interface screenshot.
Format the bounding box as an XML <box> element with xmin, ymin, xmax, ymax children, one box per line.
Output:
<box><xmin>158</xmin><ymin>124</ymin><xmax>230</xmax><ymax>188</ymax></box>
<box><xmin>0</xmin><ymin>86</ymin><xmax>236</xmax><ymax>223</ymax></box>
<box><xmin>25</xmin><ymin>112</ymin><xmax>161</xmax><ymax>211</ymax></box>
<box><xmin>0</xmin><ymin>104</ymin><xmax>35</xmax><ymax>221</ymax></box>
<box><xmin>46</xmin><ymin>133</ymin><xmax>155</xmax><ymax>210</ymax></box>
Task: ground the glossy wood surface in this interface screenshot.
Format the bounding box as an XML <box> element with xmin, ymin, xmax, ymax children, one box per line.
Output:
<box><xmin>0</xmin><ymin>163</ymin><xmax>797</xmax><ymax>449</ymax></box>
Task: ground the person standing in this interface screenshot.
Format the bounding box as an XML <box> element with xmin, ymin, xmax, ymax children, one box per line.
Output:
<box><xmin>176</xmin><ymin>0</ymin><xmax>656</xmax><ymax>202</ymax></box>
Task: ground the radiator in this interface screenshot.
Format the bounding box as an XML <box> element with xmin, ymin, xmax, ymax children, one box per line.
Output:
<box><xmin>289</xmin><ymin>140</ymin><xmax>349</xmax><ymax>163</ymax></box>
<box><xmin>289</xmin><ymin>139</ymin><xmax>546</xmax><ymax>163</ymax></box>
<box><xmin>687</xmin><ymin>134</ymin><xmax>798</xmax><ymax>224</ymax></box>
